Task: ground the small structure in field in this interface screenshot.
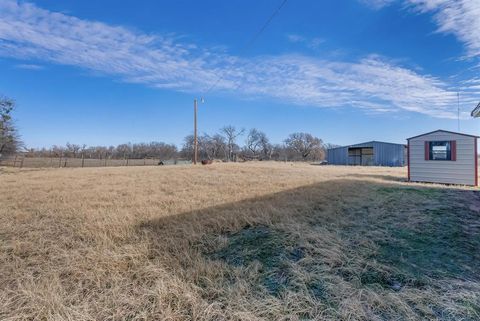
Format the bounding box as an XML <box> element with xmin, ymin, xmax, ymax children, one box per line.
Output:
<box><xmin>407</xmin><ymin>130</ymin><xmax>478</xmax><ymax>186</ymax></box>
<box><xmin>327</xmin><ymin>141</ymin><xmax>406</xmax><ymax>166</ymax></box>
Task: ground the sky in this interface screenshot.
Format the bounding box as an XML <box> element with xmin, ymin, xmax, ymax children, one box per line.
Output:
<box><xmin>1</xmin><ymin>0</ymin><xmax>480</xmax><ymax>148</ymax></box>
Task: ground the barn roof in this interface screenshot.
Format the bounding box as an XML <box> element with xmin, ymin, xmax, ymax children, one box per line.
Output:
<box><xmin>327</xmin><ymin>141</ymin><xmax>406</xmax><ymax>150</ymax></box>
<box><xmin>407</xmin><ymin>129</ymin><xmax>479</xmax><ymax>141</ymax></box>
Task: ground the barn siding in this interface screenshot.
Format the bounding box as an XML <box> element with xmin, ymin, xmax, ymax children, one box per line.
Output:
<box><xmin>371</xmin><ymin>142</ymin><xmax>405</xmax><ymax>167</ymax></box>
<box><xmin>327</xmin><ymin>146</ymin><xmax>349</xmax><ymax>165</ymax></box>
<box><xmin>409</xmin><ymin>131</ymin><xmax>476</xmax><ymax>186</ymax></box>
<box><xmin>327</xmin><ymin>141</ymin><xmax>405</xmax><ymax>167</ymax></box>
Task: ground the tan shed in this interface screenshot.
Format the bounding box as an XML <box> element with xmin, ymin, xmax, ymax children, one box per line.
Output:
<box><xmin>407</xmin><ymin>130</ymin><xmax>478</xmax><ymax>186</ymax></box>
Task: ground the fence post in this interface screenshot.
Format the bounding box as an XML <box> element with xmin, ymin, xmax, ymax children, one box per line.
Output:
<box><xmin>20</xmin><ymin>157</ymin><xmax>24</xmax><ymax>168</ymax></box>
<box><xmin>81</xmin><ymin>154</ymin><xmax>85</xmax><ymax>168</ymax></box>
<box><xmin>59</xmin><ymin>157</ymin><xmax>62</xmax><ymax>168</ymax></box>
<box><xmin>13</xmin><ymin>155</ymin><xmax>17</xmax><ymax>168</ymax></box>
<box><xmin>144</xmin><ymin>158</ymin><xmax>146</xmax><ymax>166</ymax></box>
<box><xmin>64</xmin><ymin>158</ymin><xmax>67</xmax><ymax>168</ymax></box>
<box><xmin>126</xmin><ymin>158</ymin><xmax>129</xmax><ymax>166</ymax></box>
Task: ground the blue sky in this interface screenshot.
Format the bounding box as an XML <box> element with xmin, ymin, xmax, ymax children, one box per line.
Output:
<box><xmin>1</xmin><ymin>0</ymin><xmax>480</xmax><ymax>148</ymax></box>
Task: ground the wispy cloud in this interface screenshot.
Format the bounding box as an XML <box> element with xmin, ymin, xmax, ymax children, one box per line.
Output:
<box><xmin>286</xmin><ymin>34</ymin><xmax>305</xmax><ymax>43</ymax></box>
<box><xmin>361</xmin><ymin>0</ymin><xmax>480</xmax><ymax>60</ymax></box>
<box><xmin>408</xmin><ymin>0</ymin><xmax>480</xmax><ymax>59</ymax></box>
<box><xmin>14</xmin><ymin>63</ymin><xmax>44</xmax><ymax>70</ymax></box>
<box><xmin>286</xmin><ymin>33</ymin><xmax>325</xmax><ymax>49</ymax></box>
<box><xmin>309</xmin><ymin>38</ymin><xmax>325</xmax><ymax>49</ymax></box>
<box><xmin>358</xmin><ymin>0</ymin><xmax>396</xmax><ymax>9</ymax></box>
<box><xmin>0</xmin><ymin>0</ymin><xmax>219</xmax><ymax>90</ymax></box>
<box><xmin>0</xmin><ymin>0</ymin><xmax>477</xmax><ymax>119</ymax></box>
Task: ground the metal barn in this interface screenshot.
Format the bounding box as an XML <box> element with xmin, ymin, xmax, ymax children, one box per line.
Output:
<box><xmin>327</xmin><ymin>141</ymin><xmax>406</xmax><ymax>167</ymax></box>
<box><xmin>407</xmin><ymin>130</ymin><xmax>478</xmax><ymax>186</ymax></box>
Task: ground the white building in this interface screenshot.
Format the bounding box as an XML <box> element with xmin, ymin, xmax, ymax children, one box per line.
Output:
<box><xmin>407</xmin><ymin>130</ymin><xmax>478</xmax><ymax>186</ymax></box>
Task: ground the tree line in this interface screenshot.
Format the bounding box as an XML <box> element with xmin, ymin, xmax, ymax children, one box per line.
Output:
<box><xmin>25</xmin><ymin>128</ymin><xmax>333</xmax><ymax>162</ymax></box>
<box><xmin>179</xmin><ymin>127</ymin><xmax>332</xmax><ymax>161</ymax></box>
<box><xmin>1</xmin><ymin>96</ymin><xmax>337</xmax><ymax>162</ymax></box>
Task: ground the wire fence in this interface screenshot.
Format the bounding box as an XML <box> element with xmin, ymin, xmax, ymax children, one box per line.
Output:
<box><xmin>0</xmin><ymin>156</ymin><xmax>191</xmax><ymax>168</ymax></box>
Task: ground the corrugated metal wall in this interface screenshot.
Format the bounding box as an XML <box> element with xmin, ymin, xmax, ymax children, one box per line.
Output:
<box><xmin>327</xmin><ymin>141</ymin><xmax>406</xmax><ymax>167</ymax></box>
<box><xmin>326</xmin><ymin>146</ymin><xmax>349</xmax><ymax>165</ymax></box>
<box><xmin>371</xmin><ymin>142</ymin><xmax>405</xmax><ymax>166</ymax></box>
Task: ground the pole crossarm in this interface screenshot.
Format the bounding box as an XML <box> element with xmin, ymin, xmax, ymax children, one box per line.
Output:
<box><xmin>472</xmin><ymin>102</ymin><xmax>480</xmax><ymax>118</ymax></box>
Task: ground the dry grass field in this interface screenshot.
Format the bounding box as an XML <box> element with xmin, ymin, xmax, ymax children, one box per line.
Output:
<box><xmin>1</xmin><ymin>163</ymin><xmax>479</xmax><ymax>320</ymax></box>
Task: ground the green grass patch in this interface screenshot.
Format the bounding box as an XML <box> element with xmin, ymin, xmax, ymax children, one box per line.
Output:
<box><xmin>206</xmin><ymin>225</ymin><xmax>317</xmax><ymax>297</ymax></box>
<box><xmin>378</xmin><ymin>205</ymin><xmax>480</xmax><ymax>281</ymax></box>
<box><xmin>202</xmin><ymin>184</ymin><xmax>479</xmax><ymax>318</ymax></box>
<box><xmin>372</xmin><ymin>187</ymin><xmax>480</xmax><ymax>283</ymax></box>
<box><xmin>377</xmin><ymin>186</ymin><xmax>443</xmax><ymax>198</ymax></box>
<box><xmin>334</xmin><ymin>186</ymin><xmax>480</xmax><ymax>294</ymax></box>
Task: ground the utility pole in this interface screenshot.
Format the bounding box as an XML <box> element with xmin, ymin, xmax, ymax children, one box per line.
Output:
<box><xmin>193</xmin><ymin>98</ymin><xmax>204</xmax><ymax>165</ymax></box>
<box><xmin>193</xmin><ymin>98</ymin><xmax>198</xmax><ymax>165</ymax></box>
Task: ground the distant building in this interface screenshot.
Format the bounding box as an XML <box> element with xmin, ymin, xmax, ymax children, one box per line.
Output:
<box><xmin>327</xmin><ymin>141</ymin><xmax>406</xmax><ymax>167</ymax></box>
<box><xmin>407</xmin><ymin>130</ymin><xmax>478</xmax><ymax>186</ymax></box>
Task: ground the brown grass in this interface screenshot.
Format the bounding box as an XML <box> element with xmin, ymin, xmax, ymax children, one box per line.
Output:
<box><xmin>0</xmin><ymin>163</ymin><xmax>479</xmax><ymax>320</ymax></box>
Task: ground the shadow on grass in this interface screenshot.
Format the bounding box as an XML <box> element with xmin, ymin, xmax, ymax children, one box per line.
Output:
<box><xmin>347</xmin><ymin>173</ymin><xmax>408</xmax><ymax>182</ymax></box>
<box><xmin>137</xmin><ymin>179</ymin><xmax>480</xmax><ymax>319</ymax></box>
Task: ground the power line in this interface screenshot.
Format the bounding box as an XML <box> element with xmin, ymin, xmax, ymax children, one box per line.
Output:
<box><xmin>202</xmin><ymin>0</ymin><xmax>289</xmax><ymax>96</ymax></box>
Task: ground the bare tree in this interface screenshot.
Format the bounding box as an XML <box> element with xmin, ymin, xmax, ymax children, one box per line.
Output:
<box><xmin>258</xmin><ymin>132</ymin><xmax>272</xmax><ymax>160</ymax></box>
<box><xmin>85</xmin><ymin>146</ymin><xmax>108</xmax><ymax>159</ymax></box>
<box><xmin>51</xmin><ymin>145</ymin><xmax>65</xmax><ymax>157</ymax></box>
<box><xmin>220</xmin><ymin>125</ymin><xmax>244</xmax><ymax>161</ymax></box>
<box><xmin>245</xmin><ymin>128</ymin><xmax>264</xmax><ymax>158</ymax></box>
<box><xmin>324</xmin><ymin>143</ymin><xmax>341</xmax><ymax>150</ymax></box>
<box><xmin>284</xmin><ymin>132</ymin><xmax>323</xmax><ymax>160</ymax></box>
<box><xmin>116</xmin><ymin>143</ymin><xmax>132</xmax><ymax>159</ymax></box>
<box><xmin>207</xmin><ymin>134</ymin><xmax>227</xmax><ymax>160</ymax></box>
<box><xmin>181</xmin><ymin>134</ymin><xmax>211</xmax><ymax>160</ymax></box>
<box><xmin>66</xmin><ymin>143</ymin><xmax>82</xmax><ymax>158</ymax></box>
<box><xmin>148</xmin><ymin>142</ymin><xmax>177</xmax><ymax>159</ymax></box>
<box><xmin>0</xmin><ymin>96</ymin><xmax>21</xmax><ymax>156</ymax></box>
<box><xmin>180</xmin><ymin>135</ymin><xmax>195</xmax><ymax>160</ymax></box>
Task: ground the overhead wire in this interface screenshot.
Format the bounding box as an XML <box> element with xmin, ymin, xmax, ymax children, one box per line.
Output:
<box><xmin>201</xmin><ymin>0</ymin><xmax>289</xmax><ymax>97</ymax></box>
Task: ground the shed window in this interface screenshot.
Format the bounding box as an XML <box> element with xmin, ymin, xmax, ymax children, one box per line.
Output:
<box><xmin>429</xmin><ymin>141</ymin><xmax>451</xmax><ymax>160</ymax></box>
